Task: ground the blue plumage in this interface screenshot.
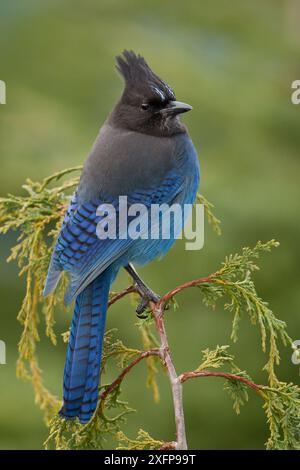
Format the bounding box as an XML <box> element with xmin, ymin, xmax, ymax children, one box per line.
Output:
<box><xmin>44</xmin><ymin>51</ymin><xmax>200</xmax><ymax>423</ymax></box>
<box><xmin>60</xmin><ymin>269</ymin><xmax>113</xmax><ymax>422</ymax></box>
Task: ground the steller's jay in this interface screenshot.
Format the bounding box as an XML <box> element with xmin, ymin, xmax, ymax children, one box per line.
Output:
<box><xmin>44</xmin><ymin>51</ymin><xmax>200</xmax><ymax>423</ymax></box>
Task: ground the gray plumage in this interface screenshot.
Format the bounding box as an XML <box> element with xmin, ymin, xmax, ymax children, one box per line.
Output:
<box><xmin>78</xmin><ymin>124</ymin><xmax>188</xmax><ymax>201</ymax></box>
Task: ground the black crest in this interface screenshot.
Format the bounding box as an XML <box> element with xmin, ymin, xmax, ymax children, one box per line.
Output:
<box><xmin>116</xmin><ymin>50</ymin><xmax>176</xmax><ymax>103</ymax></box>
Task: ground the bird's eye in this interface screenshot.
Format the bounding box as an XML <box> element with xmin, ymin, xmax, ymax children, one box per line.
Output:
<box><xmin>141</xmin><ymin>103</ymin><xmax>150</xmax><ymax>111</ymax></box>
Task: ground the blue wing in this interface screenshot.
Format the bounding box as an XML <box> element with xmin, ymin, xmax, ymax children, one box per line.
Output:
<box><xmin>44</xmin><ymin>169</ymin><xmax>185</xmax><ymax>303</ymax></box>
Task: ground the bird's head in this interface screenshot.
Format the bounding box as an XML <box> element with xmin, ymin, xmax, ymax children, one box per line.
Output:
<box><xmin>109</xmin><ymin>50</ymin><xmax>192</xmax><ymax>136</ymax></box>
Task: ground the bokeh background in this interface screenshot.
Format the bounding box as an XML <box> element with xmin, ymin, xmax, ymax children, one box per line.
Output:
<box><xmin>0</xmin><ymin>0</ymin><xmax>300</xmax><ymax>450</ymax></box>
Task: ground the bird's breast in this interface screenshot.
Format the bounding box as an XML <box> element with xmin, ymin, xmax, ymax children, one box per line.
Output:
<box><xmin>78</xmin><ymin>125</ymin><xmax>199</xmax><ymax>202</ymax></box>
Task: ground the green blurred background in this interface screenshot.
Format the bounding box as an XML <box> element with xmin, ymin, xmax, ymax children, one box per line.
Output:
<box><xmin>0</xmin><ymin>0</ymin><xmax>300</xmax><ymax>450</ymax></box>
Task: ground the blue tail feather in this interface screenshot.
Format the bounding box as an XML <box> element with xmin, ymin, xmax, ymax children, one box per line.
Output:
<box><xmin>59</xmin><ymin>268</ymin><xmax>112</xmax><ymax>423</ymax></box>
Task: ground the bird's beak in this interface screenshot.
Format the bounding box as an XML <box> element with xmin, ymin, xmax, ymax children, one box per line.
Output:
<box><xmin>160</xmin><ymin>100</ymin><xmax>193</xmax><ymax>116</ymax></box>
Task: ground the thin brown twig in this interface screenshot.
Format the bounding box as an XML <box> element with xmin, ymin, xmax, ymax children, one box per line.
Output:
<box><xmin>108</xmin><ymin>285</ymin><xmax>137</xmax><ymax>308</ymax></box>
<box><xmin>158</xmin><ymin>275</ymin><xmax>217</xmax><ymax>310</ymax></box>
<box><xmin>179</xmin><ymin>370</ymin><xmax>262</xmax><ymax>392</ymax></box>
<box><xmin>100</xmin><ymin>348</ymin><xmax>161</xmax><ymax>401</ymax></box>
<box><xmin>159</xmin><ymin>441</ymin><xmax>177</xmax><ymax>450</ymax></box>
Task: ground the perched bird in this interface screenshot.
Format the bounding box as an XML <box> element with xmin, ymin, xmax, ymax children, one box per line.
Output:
<box><xmin>44</xmin><ymin>50</ymin><xmax>200</xmax><ymax>423</ymax></box>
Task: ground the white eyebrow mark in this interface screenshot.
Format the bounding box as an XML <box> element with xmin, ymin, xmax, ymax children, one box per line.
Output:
<box><xmin>151</xmin><ymin>85</ymin><xmax>165</xmax><ymax>101</ymax></box>
<box><xmin>165</xmin><ymin>84</ymin><xmax>175</xmax><ymax>99</ymax></box>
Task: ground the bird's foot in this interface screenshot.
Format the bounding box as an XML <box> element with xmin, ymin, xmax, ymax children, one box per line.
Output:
<box><xmin>135</xmin><ymin>284</ymin><xmax>160</xmax><ymax>318</ymax></box>
<box><xmin>124</xmin><ymin>264</ymin><xmax>160</xmax><ymax>318</ymax></box>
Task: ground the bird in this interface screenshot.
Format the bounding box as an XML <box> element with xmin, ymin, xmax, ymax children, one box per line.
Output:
<box><xmin>44</xmin><ymin>50</ymin><xmax>200</xmax><ymax>424</ymax></box>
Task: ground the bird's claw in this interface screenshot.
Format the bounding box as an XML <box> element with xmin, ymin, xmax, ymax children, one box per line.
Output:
<box><xmin>136</xmin><ymin>298</ymin><xmax>150</xmax><ymax>318</ymax></box>
<box><xmin>135</xmin><ymin>285</ymin><xmax>160</xmax><ymax>318</ymax></box>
